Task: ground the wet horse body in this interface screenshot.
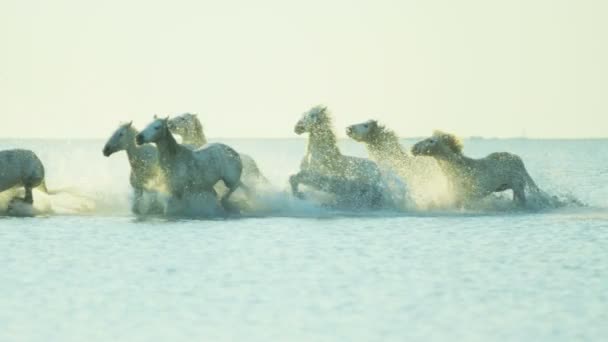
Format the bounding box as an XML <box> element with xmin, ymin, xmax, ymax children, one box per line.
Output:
<box><xmin>137</xmin><ymin>117</ymin><xmax>244</xmax><ymax>211</ymax></box>
<box><xmin>0</xmin><ymin>149</ymin><xmax>46</xmax><ymax>204</ymax></box>
<box><xmin>102</xmin><ymin>122</ymin><xmax>163</xmax><ymax>214</ymax></box>
<box><xmin>290</xmin><ymin>106</ymin><xmax>388</xmax><ymax>208</ymax></box>
<box><xmin>346</xmin><ymin>120</ymin><xmax>450</xmax><ymax>208</ymax></box>
<box><xmin>412</xmin><ymin>131</ymin><xmax>543</xmax><ymax>206</ymax></box>
<box><xmin>168</xmin><ymin>113</ymin><xmax>267</xmax><ymax>185</ymax></box>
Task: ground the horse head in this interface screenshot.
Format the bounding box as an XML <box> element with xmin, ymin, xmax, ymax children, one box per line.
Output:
<box><xmin>346</xmin><ymin>120</ymin><xmax>378</xmax><ymax>142</ymax></box>
<box><xmin>294</xmin><ymin>105</ymin><xmax>330</xmax><ymax>135</ymax></box>
<box><xmin>136</xmin><ymin>117</ymin><xmax>169</xmax><ymax>145</ymax></box>
<box><xmin>103</xmin><ymin>121</ymin><xmax>134</xmax><ymax>156</ymax></box>
<box><xmin>412</xmin><ymin>131</ymin><xmax>463</xmax><ymax>157</ymax></box>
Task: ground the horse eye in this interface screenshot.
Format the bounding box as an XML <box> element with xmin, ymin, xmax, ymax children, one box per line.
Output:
<box><xmin>155</xmin><ymin>127</ymin><xmax>160</xmax><ymax>130</ymax></box>
<box><xmin>364</xmin><ymin>124</ymin><xmax>368</xmax><ymax>128</ymax></box>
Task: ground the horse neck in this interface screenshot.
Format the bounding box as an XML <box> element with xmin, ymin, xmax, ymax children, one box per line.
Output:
<box><xmin>307</xmin><ymin>125</ymin><xmax>341</xmax><ymax>159</ymax></box>
<box><xmin>155</xmin><ymin>127</ymin><xmax>182</xmax><ymax>165</ymax></box>
<box><xmin>123</xmin><ymin>128</ymin><xmax>145</xmax><ymax>169</ymax></box>
<box><xmin>435</xmin><ymin>150</ymin><xmax>471</xmax><ymax>176</ymax></box>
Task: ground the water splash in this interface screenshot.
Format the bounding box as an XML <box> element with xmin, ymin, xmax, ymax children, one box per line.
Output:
<box><xmin>0</xmin><ymin>138</ymin><xmax>596</xmax><ymax>218</ymax></box>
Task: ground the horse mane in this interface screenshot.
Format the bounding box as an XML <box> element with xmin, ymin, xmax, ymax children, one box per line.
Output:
<box><xmin>304</xmin><ymin>105</ymin><xmax>340</xmax><ymax>158</ymax></box>
<box><xmin>310</xmin><ymin>105</ymin><xmax>332</xmax><ymax>126</ymax></box>
<box><xmin>161</xmin><ymin>120</ymin><xmax>179</xmax><ymax>155</ymax></box>
<box><xmin>434</xmin><ymin>130</ymin><xmax>463</xmax><ymax>154</ymax></box>
<box><xmin>309</xmin><ymin>106</ymin><xmax>337</xmax><ymax>144</ymax></box>
<box><xmin>370</xmin><ymin>122</ymin><xmax>400</xmax><ymax>144</ymax></box>
<box><xmin>186</xmin><ymin>114</ymin><xmax>206</xmax><ymax>144</ymax></box>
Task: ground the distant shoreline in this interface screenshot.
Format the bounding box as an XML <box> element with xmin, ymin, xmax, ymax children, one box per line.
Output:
<box><xmin>1</xmin><ymin>137</ymin><xmax>607</xmax><ymax>142</ymax></box>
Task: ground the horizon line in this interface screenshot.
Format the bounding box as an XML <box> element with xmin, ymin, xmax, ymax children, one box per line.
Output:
<box><xmin>1</xmin><ymin>135</ymin><xmax>607</xmax><ymax>141</ymax></box>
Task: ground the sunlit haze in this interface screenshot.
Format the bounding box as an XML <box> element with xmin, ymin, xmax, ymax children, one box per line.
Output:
<box><xmin>2</xmin><ymin>0</ymin><xmax>607</xmax><ymax>139</ymax></box>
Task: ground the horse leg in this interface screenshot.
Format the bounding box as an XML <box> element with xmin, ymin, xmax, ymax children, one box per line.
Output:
<box><xmin>24</xmin><ymin>186</ymin><xmax>34</xmax><ymax>204</ymax></box>
<box><xmin>513</xmin><ymin>185</ymin><xmax>526</xmax><ymax>206</ymax></box>
<box><xmin>361</xmin><ymin>183</ymin><xmax>384</xmax><ymax>209</ymax></box>
<box><xmin>220</xmin><ymin>176</ymin><xmax>245</xmax><ymax>212</ymax></box>
<box><xmin>290</xmin><ymin>171</ymin><xmax>342</xmax><ymax>198</ymax></box>
<box><xmin>132</xmin><ymin>188</ymin><xmax>143</xmax><ymax>214</ymax></box>
<box><xmin>289</xmin><ymin>173</ymin><xmax>305</xmax><ymax>199</ymax></box>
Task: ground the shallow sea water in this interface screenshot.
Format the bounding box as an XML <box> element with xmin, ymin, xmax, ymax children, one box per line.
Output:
<box><xmin>0</xmin><ymin>138</ymin><xmax>607</xmax><ymax>341</ymax></box>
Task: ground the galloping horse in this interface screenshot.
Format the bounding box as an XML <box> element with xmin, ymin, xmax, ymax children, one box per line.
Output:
<box><xmin>346</xmin><ymin>119</ymin><xmax>450</xmax><ymax>208</ymax></box>
<box><xmin>136</xmin><ymin>117</ymin><xmax>245</xmax><ymax>211</ymax></box>
<box><xmin>167</xmin><ymin>113</ymin><xmax>268</xmax><ymax>185</ymax></box>
<box><xmin>0</xmin><ymin>149</ymin><xmax>66</xmax><ymax>206</ymax></box>
<box><xmin>412</xmin><ymin>131</ymin><xmax>544</xmax><ymax>206</ymax></box>
<box><xmin>102</xmin><ymin>122</ymin><xmax>164</xmax><ymax>214</ymax></box>
<box><xmin>289</xmin><ymin>106</ymin><xmax>389</xmax><ymax>208</ymax></box>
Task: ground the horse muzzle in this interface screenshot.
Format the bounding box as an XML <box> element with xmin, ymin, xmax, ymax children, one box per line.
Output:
<box><xmin>411</xmin><ymin>145</ymin><xmax>421</xmax><ymax>156</ymax></box>
<box><xmin>135</xmin><ymin>134</ymin><xmax>145</xmax><ymax>145</ymax></box>
<box><xmin>411</xmin><ymin>144</ymin><xmax>431</xmax><ymax>156</ymax></box>
<box><xmin>345</xmin><ymin>126</ymin><xmax>355</xmax><ymax>137</ymax></box>
<box><xmin>102</xmin><ymin>146</ymin><xmax>113</xmax><ymax>157</ymax></box>
<box><xmin>294</xmin><ymin>125</ymin><xmax>305</xmax><ymax>135</ymax></box>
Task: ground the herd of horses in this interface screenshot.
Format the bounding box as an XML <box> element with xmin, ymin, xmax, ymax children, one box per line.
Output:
<box><xmin>1</xmin><ymin>105</ymin><xmax>550</xmax><ymax>216</ymax></box>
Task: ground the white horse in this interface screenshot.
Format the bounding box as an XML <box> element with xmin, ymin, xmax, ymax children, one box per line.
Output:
<box><xmin>0</xmin><ymin>149</ymin><xmax>65</xmax><ymax>206</ymax></box>
<box><xmin>289</xmin><ymin>106</ymin><xmax>389</xmax><ymax>208</ymax></box>
<box><xmin>166</xmin><ymin>113</ymin><xmax>206</xmax><ymax>148</ymax></box>
<box><xmin>346</xmin><ymin>119</ymin><xmax>451</xmax><ymax>208</ymax></box>
<box><xmin>411</xmin><ymin>131</ymin><xmax>543</xmax><ymax>206</ymax></box>
<box><xmin>136</xmin><ymin>117</ymin><xmax>245</xmax><ymax>211</ymax></box>
<box><xmin>102</xmin><ymin>122</ymin><xmax>164</xmax><ymax>214</ymax></box>
<box><xmin>346</xmin><ymin>120</ymin><xmax>413</xmax><ymax>170</ymax></box>
<box><xmin>167</xmin><ymin>113</ymin><xmax>268</xmax><ymax>184</ymax></box>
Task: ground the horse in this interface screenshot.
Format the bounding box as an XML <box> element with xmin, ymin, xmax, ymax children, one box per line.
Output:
<box><xmin>346</xmin><ymin>119</ymin><xmax>451</xmax><ymax>208</ymax></box>
<box><xmin>347</xmin><ymin>120</ymin><xmax>410</xmax><ymax>164</ymax></box>
<box><xmin>166</xmin><ymin>113</ymin><xmax>206</xmax><ymax>148</ymax></box>
<box><xmin>102</xmin><ymin>122</ymin><xmax>164</xmax><ymax>214</ymax></box>
<box><xmin>289</xmin><ymin>106</ymin><xmax>389</xmax><ymax>208</ymax></box>
<box><xmin>0</xmin><ymin>149</ymin><xmax>67</xmax><ymax>207</ymax></box>
<box><xmin>167</xmin><ymin>113</ymin><xmax>268</xmax><ymax>184</ymax></box>
<box><xmin>411</xmin><ymin>130</ymin><xmax>544</xmax><ymax>206</ymax></box>
<box><xmin>136</xmin><ymin>117</ymin><xmax>245</xmax><ymax>211</ymax></box>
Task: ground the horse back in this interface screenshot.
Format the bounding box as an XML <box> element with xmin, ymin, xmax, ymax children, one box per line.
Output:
<box><xmin>485</xmin><ymin>152</ymin><xmax>525</xmax><ymax>169</ymax></box>
<box><xmin>195</xmin><ymin>143</ymin><xmax>242</xmax><ymax>176</ymax></box>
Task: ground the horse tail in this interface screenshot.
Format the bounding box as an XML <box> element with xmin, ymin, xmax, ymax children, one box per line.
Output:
<box><xmin>521</xmin><ymin>166</ymin><xmax>544</xmax><ymax>196</ymax></box>
<box><xmin>237</xmin><ymin>181</ymin><xmax>253</xmax><ymax>197</ymax></box>
<box><xmin>38</xmin><ymin>179</ymin><xmax>75</xmax><ymax>195</ymax></box>
<box><xmin>38</xmin><ymin>179</ymin><xmax>49</xmax><ymax>194</ymax></box>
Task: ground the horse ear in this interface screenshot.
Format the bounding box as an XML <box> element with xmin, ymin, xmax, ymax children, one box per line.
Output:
<box><xmin>127</xmin><ymin>121</ymin><xmax>133</xmax><ymax>127</ymax></box>
<box><xmin>164</xmin><ymin>116</ymin><xmax>169</xmax><ymax>122</ymax></box>
<box><xmin>154</xmin><ymin>114</ymin><xmax>158</xmax><ymax>119</ymax></box>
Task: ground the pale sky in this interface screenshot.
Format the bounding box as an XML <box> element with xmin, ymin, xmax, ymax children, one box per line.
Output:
<box><xmin>1</xmin><ymin>0</ymin><xmax>607</xmax><ymax>139</ymax></box>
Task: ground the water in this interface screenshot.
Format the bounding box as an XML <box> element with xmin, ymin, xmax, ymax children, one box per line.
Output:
<box><xmin>1</xmin><ymin>138</ymin><xmax>607</xmax><ymax>341</ymax></box>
